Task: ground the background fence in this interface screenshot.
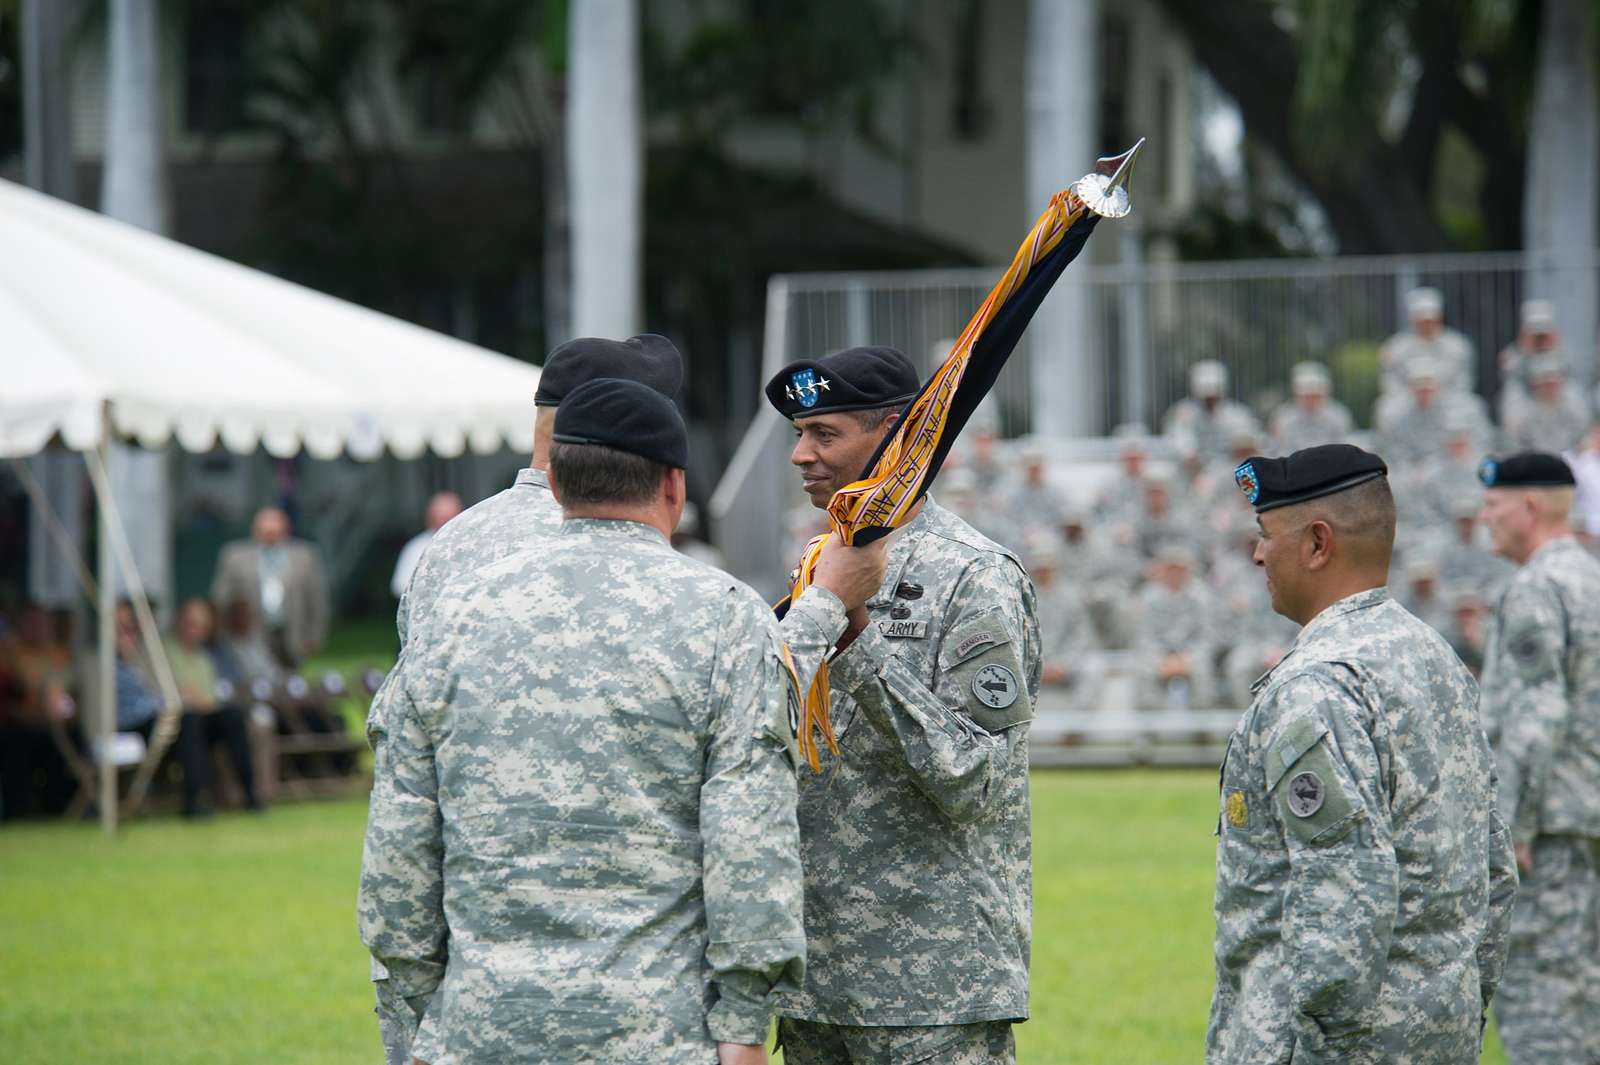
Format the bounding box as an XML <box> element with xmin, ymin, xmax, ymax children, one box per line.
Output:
<box><xmin>712</xmin><ymin>250</ymin><xmax>1600</xmax><ymax>597</ymax></box>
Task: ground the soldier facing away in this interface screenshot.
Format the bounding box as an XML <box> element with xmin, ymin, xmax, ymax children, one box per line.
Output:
<box><xmin>1477</xmin><ymin>452</ymin><xmax>1600</xmax><ymax>1064</ymax></box>
<box><xmin>763</xmin><ymin>345</ymin><xmax>1039</xmax><ymax>1064</ymax></box>
<box><xmin>358</xmin><ymin>379</ymin><xmax>809</xmax><ymax>1065</ymax></box>
<box><xmin>1209</xmin><ymin>444</ymin><xmax>1517</xmax><ymax>1064</ymax></box>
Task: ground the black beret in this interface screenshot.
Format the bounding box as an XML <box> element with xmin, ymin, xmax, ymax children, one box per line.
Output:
<box><xmin>534</xmin><ymin>334</ymin><xmax>683</xmax><ymax>407</ymax></box>
<box><xmin>1234</xmin><ymin>444</ymin><xmax>1388</xmax><ymax>513</ymax></box>
<box><xmin>1478</xmin><ymin>452</ymin><xmax>1575</xmax><ymax>488</ymax></box>
<box><xmin>764</xmin><ymin>346</ymin><xmax>921</xmax><ymax>420</ymax></box>
<box><xmin>552</xmin><ymin>378</ymin><xmax>688</xmax><ymax>470</ymax></box>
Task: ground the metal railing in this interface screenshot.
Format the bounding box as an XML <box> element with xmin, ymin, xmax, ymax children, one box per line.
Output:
<box><xmin>712</xmin><ymin>249</ymin><xmax>1600</xmax><ymax>594</ymax></box>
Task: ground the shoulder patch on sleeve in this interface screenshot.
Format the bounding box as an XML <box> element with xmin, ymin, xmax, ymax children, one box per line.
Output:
<box><xmin>941</xmin><ymin>610</ymin><xmax>1032</xmax><ymax>733</ymax></box>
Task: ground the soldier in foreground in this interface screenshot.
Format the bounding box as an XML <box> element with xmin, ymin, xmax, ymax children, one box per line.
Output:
<box><xmin>358</xmin><ymin>379</ymin><xmax>813</xmax><ymax>1065</ymax></box>
<box><xmin>1477</xmin><ymin>452</ymin><xmax>1600</xmax><ymax>1064</ymax></box>
<box><xmin>364</xmin><ymin>334</ymin><xmax>683</xmax><ymax>1062</ymax></box>
<box><xmin>764</xmin><ymin>346</ymin><xmax>1038</xmax><ymax>1064</ymax></box>
<box><xmin>394</xmin><ymin>333</ymin><xmax>683</xmax><ymax>647</ymax></box>
<box><xmin>1209</xmin><ymin>444</ymin><xmax>1517</xmax><ymax>1064</ymax></box>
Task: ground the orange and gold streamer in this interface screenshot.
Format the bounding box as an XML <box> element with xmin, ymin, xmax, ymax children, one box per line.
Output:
<box><xmin>786</xmin><ymin>184</ymin><xmax>1092</xmax><ymax>770</ymax></box>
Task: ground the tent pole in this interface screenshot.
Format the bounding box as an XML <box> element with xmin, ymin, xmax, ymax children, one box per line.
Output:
<box><xmin>96</xmin><ymin>410</ymin><xmax>117</xmax><ymax>835</ymax></box>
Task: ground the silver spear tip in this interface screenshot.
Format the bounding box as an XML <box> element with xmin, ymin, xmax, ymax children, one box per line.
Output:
<box><xmin>1072</xmin><ymin>137</ymin><xmax>1145</xmax><ymax>219</ymax></box>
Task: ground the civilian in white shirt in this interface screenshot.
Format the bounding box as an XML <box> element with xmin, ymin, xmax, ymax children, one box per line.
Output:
<box><xmin>391</xmin><ymin>492</ymin><xmax>463</xmax><ymax>599</ymax></box>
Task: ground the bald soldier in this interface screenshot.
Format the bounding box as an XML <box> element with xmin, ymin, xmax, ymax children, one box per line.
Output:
<box><xmin>1209</xmin><ymin>444</ymin><xmax>1517</xmax><ymax>1064</ymax></box>
<box><xmin>1477</xmin><ymin>453</ymin><xmax>1600</xmax><ymax>1064</ymax></box>
<box><xmin>763</xmin><ymin>346</ymin><xmax>1038</xmax><ymax>1065</ymax></box>
<box><xmin>359</xmin><ymin>380</ymin><xmax>814</xmax><ymax>1065</ymax></box>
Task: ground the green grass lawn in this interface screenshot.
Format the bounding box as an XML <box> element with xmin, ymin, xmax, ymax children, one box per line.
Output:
<box><xmin>0</xmin><ymin>771</ymin><xmax>1510</xmax><ymax>1064</ymax></box>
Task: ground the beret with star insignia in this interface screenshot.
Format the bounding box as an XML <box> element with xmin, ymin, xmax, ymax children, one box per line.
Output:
<box><xmin>764</xmin><ymin>345</ymin><xmax>921</xmax><ymax>420</ymax></box>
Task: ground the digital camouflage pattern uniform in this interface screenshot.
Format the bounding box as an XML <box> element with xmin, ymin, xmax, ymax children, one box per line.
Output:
<box><xmin>358</xmin><ymin>519</ymin><xmax>806</xmax><ymax>1065</ymax></box>
<box><xmin>1479</xmin><ymin>535</ymin><xmax>1600</xmax><ymax>1064</ymax></box>
<box><xmin>365</xmin><ymin>467</ymin><xmax>563</xmax><ymax>1063</ymax></box>
<box><xmin>1210</xmin><ymin>588</ymin><xmax>1518</xmax><ymax>1064</ymax></box>
<box><xmin>774</xmin><ymin>499</ymin><xmax>1038</xmax><ymax>1064</ymax></box>
<box><xmin>394</xmin><ymin>467</ymin><xmax>561</xmax><ymax>647</ymax></box>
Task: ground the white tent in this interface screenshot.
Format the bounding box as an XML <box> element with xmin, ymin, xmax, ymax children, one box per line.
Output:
<box><xmin>1</xmin><ymin>177</ymin><xmax>542</xmax><ymax>830</ymax></box>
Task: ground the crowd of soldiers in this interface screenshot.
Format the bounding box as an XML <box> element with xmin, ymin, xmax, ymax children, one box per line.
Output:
<box><xmin>359</xmin><ymin>297</ymin><xmax>1600</xmax><ymax>1064</ymax></box>
<box><xmin>775</xmin><ymin>289</ymin><xmax>1599</xmax><ymax>715</ymax></box>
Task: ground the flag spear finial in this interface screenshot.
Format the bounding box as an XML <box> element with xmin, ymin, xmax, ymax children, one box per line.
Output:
<box><xmin>1072</xmin><ymin>137</ymin><xmax>1145</xmax><ymax>219</ymax></box>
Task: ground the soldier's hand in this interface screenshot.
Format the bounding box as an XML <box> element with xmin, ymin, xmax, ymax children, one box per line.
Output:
<box><xmin>812</xmin><ymin>534</ymin><xmax>889</xmax><ymax>614</ymax></box>
<box><xmin>1514</xmin><ymin>842</ymin><xmax>1533</xmax><ymax>877</ymax></box>
<box><xmin>716</xmin><ymin>1042</ymin><xmax>767</xmax><ymax>1065</ymax></box>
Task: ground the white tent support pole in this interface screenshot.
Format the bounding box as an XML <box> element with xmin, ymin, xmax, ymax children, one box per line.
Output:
<box><xmin>95</xmin><ymin>424</ymin><xmax>117</xmax><ymax>834</ymax></box>
<box><xmin>8</xmin><ymin>457</ymin><xmax>98</xmax><ymax>601</ymax></box>
<box><xmin>83</xmin><ymin>435</ymin><xmax>186</xmax><ymax>822</ymax></box>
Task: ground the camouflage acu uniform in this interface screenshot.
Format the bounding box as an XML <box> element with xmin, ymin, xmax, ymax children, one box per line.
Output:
<box><xmin>358</xmin><ymin>519</ymin><xmax>806</xmax><ymax>1065</ymax></box>
<box><xmin>1479</xmin><ymin>536</ymin><xmax>1600</xmax><ymax>1064</ymax></box>
<box><xmin>1162</xmin><ymin>398</ymin><xmax>1261</xmax><ymax>461</ymax></box>
<box><xmin>1267</xmin><ymin>400</ymin><xmax>1355</xmax><ymax>453</ymax></box>
<box><xmin>1210</xmin><ymin>588</ymin><xmax>1518</xmax><ymax>1064</ymax></box>
<box><xmin>395</xmin><ymin>467</ymin><xmax>561</xmax><ymax>647</ymax></box>
<box><xmin>1502</xmin><ymin>385</ymin><xmax>1592</xmax><ymax>455</ymax></box>
<box><xmin>773</xmin><ymin>499</ymin><xmax>1038</xmax><ymax>1062</ymax></box>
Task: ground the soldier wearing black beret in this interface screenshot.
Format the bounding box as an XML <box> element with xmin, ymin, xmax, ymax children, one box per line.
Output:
<box><xmin>763</xmin><ymin>344</ymin><xmax>1040</xmax><ymax>1063</ymax></box>
<box><xmin>364</xmin><ymin>333</ymin><xmax>686</xmax><ymax>1061</ymax></box>
<box><xmin>1209</xmin><ymin>443</ymin><xmax>1517</xmax><ymax>1063</ymax></box>
<box><xmin>1476</xmin><ymin>451</ymin><xmax>1600</xmax><ymax>1062</ymax></box>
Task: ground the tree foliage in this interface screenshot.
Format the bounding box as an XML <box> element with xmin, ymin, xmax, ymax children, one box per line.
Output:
<box><xmin>1157</xmin><ymin>0</ymin><xmax>1546</xmax><ymax>253</ymax></box>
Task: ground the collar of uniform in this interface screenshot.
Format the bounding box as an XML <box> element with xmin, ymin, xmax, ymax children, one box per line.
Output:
<box><xmin>1297</xmin><ymin>586</ymin><xmax>1390</xmax><ymax>643</ymax></box>
<box><xmin>515</xmin><ymin>467</ymin><xmax>550</xmax><ymax>491</ymax></box>
<box><xmin>1252</xmin><ymin>586</ymin><xmax>1390</xmax><ymax>696</ymax></box>
<box><xmin>1526</xmin><ymin>534</ymin><xmax>1581</xmax><ymax>569</ymax></box>
<box><xmin>558</xmin><ymin>517</ymin><xmax>668</xmax><ymax>543</ymax></box>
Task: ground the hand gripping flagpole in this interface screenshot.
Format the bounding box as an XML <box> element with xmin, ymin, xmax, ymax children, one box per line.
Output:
<box><xmin>780</xmin><ymin>139</ymin><xmax>1144</xmax><ymax>771</ymax></box>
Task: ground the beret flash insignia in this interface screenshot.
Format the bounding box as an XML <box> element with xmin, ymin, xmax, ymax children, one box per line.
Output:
<box><xmin>1234</xmin><ymin>461</ymin><xmax>1260</xmax><ymax>504</ymax></box>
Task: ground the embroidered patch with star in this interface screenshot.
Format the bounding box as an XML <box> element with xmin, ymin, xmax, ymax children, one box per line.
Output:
<box><xmin>790</xmin><ymin>368</ymin><xmax>820</xmax><ymax>408</ymax></box>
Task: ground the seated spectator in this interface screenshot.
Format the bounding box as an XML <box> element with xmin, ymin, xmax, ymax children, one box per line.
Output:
<box><xmin>1497</xmin><ymin>299</ymin><xmax>1562</xmax><ymax>423</ymax></box>
<box><xmin>0</xmin><ymin>603</ymin><xmax>75</xmax><ymax>819</ymax></box>
<box><xmin>1005</xmin><ymin>445</ymin><xmax>1070</xmax><ymax>540</ymax></box>
<box><xmin>1094</xmin><ymin>426</ymin><xmax>1155</xmax><ymax>529</ymax></box>
<box><xmin>1399</xmin><ymin>413</ymin><xmax>1492</xmax><ymax>532</ymax></box>
<box><xmin>1442</xmin><ymin>585</ymin><xmax>1490</xmax><ymax>677</ymax></box>
<box><xmin>1162</xmin><ymin>360</ymin><xmax>1260</xmax><ymax>462</ymax></box>
<box><xmin>211</xmin><ymin>600</ymin><xmax>353</xmax><ymax>776</ymax></box>
<box><xmin>1503</xmin><ymin>354</ymin><xmax>1591</xmax><ymax>455</ymax></box>
<box><xmin>1131</xmin><ymin>475</ymin><xmax>1196</xmax><ymax>562</ymax></box>
<box><xmin>1398</xmin><ymin>558</ymin><xmax>1450</xmax><ymax>635</ymax></box>
<box><xmin>1269</xmin><ymin>361</ymin><xmax>1353</xmax><ymax>451</ymax></box>
<box><xmin>1377</xmin><ymin>286</ymin><xmax>1475</xmax><ymax>407</ymax></box>
<box><xmin>1134</xmin><ymin>543</ymin><xmax>1217</xmax><ymax>709</ymax></box>
<box><xmin>165</xmin><ymin>598</ymin><xmax>260</xmax><ymax>817</ymax></box>
<box><xmin>1431</xmin><ymin>497</ymin><xmax>1512</xmax><ymax>594</ymax></box>
<box><xmin>1375</xmin><ymin>357</ymin><xmax>1491</xmax><ymax>470</ymax></box>
<box><xmin>112</xmin><ymin>602</ymin><xmax>162</xmax><ymax>737</ymax></box>
<box><xmin>1028</xmin><ymin>543</ymin><xmax>1100</xmax><ymax>702</ymax></box>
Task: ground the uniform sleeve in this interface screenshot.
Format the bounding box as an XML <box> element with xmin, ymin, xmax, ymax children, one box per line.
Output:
<box><xmin>828</xmin><ymin>556</ymin><xmax>1038</xmax><ymax>825</ymax></box>
<box><xmin>357</xmin><ymin>664</ymin><xmax>447</xmax><ymax>1063</ymax></box>
<box><xmin>700</xmin><ymin>593</ymin><xmax>806</xmax><ymax>1045</ymax></box>
<box><xmin>1477</xmin><ymin>794</ymin><xmax>1519</xmax><ymax>1012</ymax></box>
<box><xmin>1256</xmin><ymin>673</ymin><xmax>1399</xmax><ymax>1063</ymax></box>
<box><xmin>777</xmin><ymin>585</ymin><xmax>848</xmax><ymax>693</ymax></box>
<box><xmin>1488</xmin><ymin>579</ymin><xmax>1570</xmax><ymax>844</ymax></box>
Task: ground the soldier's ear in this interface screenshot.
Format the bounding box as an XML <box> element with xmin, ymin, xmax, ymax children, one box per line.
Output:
<box><xmin>1304</xmin><ymin>519</ymin><xmax>1335</xmax><ymax>570</ymax></box>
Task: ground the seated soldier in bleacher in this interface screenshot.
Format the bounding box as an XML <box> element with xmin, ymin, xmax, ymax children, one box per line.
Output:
<box><xmin>0</xmin><ymin>603</ymin><xmax>75</xmax><ymax>820</ymax></box>
<box><xmin>1027</xmin><ymin>541</ymin><xmax>1102</xmax><ymax>707</ymax></box>
<box><xmin>1134</xmin><ymin>543</ymin><xmax>1219</xmax><ymax>710</ymax></box>
<box><xmin>165</xmin><ymin>598</ymin><xmax>260</xmax><ymax>817</ymax></box>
